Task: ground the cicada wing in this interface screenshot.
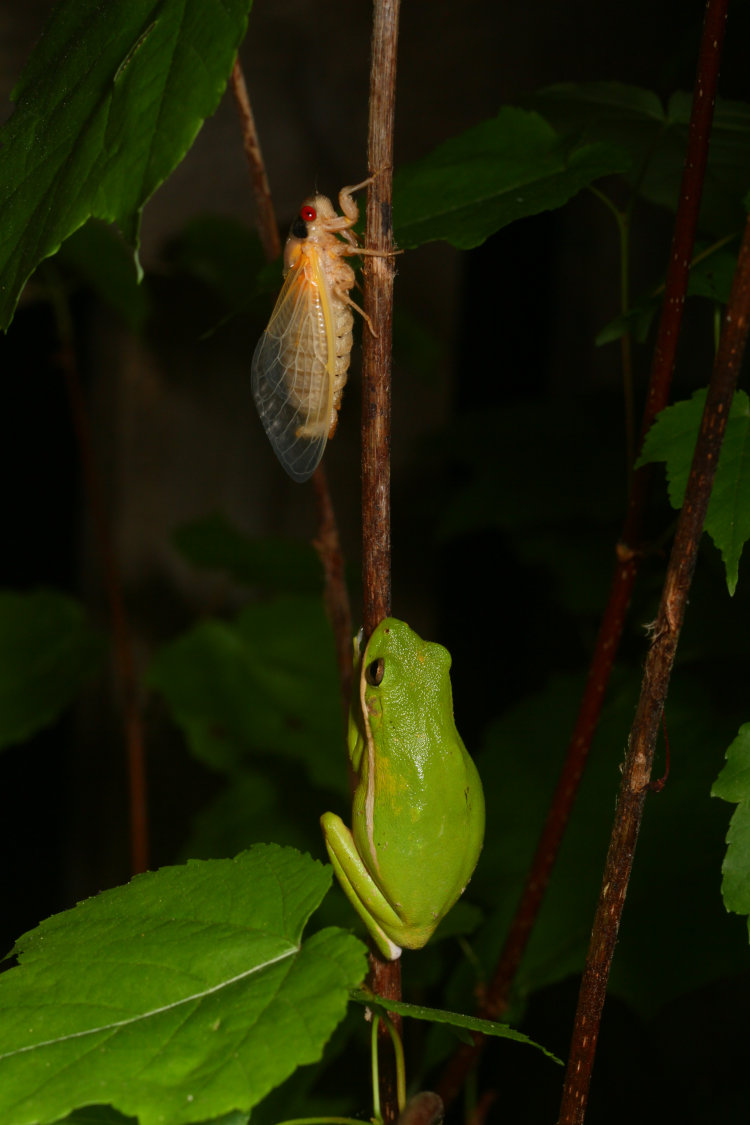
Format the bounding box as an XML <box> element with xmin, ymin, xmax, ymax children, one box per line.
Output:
<box><xmin>251</xmin><ymin>264</ymin><xmax>334</xmax><ymax>483</ymax></box>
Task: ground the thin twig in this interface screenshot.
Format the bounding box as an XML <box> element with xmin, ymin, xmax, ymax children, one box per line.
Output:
<box><xmin>229</xmin><ymin>58</ymin><xmax>281</xmax><ymax>262</ymax></box>
<box><xmin>49</xmin><ymin>279</ymin><xmax>149</xmax><ymax>877</ymax></box>
<box><xmin>558</xmin><ymin>206</ymin><xmax>750</xmax><ymax>1125</ymax></box>
<box><xmin>436</xmin><ymin>0</ymin><xmax>729</xmax><ymax>1104</ymax></box>
<box><xmin>361</xmin><ymin>2</ymin><xmax>402</xmax><ymax>1122</ymax></box>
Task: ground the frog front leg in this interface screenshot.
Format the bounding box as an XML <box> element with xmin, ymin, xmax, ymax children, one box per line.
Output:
<box><xmin>320</xmin><ymin>811</ymin><xmax>403</xmax><ymax>961</ymax></box>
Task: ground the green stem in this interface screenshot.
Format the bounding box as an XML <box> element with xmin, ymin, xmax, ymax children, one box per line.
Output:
<box><xmin>371</xmin><ymin>1015</ymin><xmax>383</xmax><ymax>1124</ymax></box>
<box><xmin>379</xmin><ymin>1012</ymin><xmax>407</xmax><ymax>1112</ymax></box>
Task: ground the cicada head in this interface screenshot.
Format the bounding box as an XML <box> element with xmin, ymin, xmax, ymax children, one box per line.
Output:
<box><xmin>284</xmin><ymin>195</ymin><xmax>337</xmax><ymax>269</ymax></box>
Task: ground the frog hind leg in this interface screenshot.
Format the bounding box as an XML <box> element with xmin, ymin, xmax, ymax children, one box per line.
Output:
<box><xmin>321</xmin><ymin>812</ymin><xmax>402</xmax><ymax>961</ymax></box>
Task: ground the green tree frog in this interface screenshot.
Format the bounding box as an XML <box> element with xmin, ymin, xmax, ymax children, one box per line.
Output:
<box><xmin>321</xmin><ymin>618</ymin><xmax>485</xmax><ymax>960</ymax></box>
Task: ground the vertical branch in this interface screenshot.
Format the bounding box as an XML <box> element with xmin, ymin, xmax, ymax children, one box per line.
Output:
<box><xmin>362</xmin><ymin>3</ymin><xmax>402</xmax><ymax>1123</ymax></box>
<box><xmin>436</xmin><ymin>0</ymin><xmax>729</xmax><ymax>1105</ymax></box>
<box><xmin>49</xmin><ymin>280</ymin><xmax>149</xmax><ymax>877</ymax></box>
<box><xmin>361</xmin><ymin>0</ymin><xmax>399</xmax><ymax>639</ymax></box>
<box><xmin>557</xmin><ymin>209</ymin><xmax>750</xmax><ymax>1125</ymax></box>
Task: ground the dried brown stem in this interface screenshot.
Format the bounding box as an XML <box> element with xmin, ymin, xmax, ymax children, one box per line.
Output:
<box><xmin>361</xmin><ymin>0</ymin><xmax>399</xmax><ymax>640</ymax></box>
<box><xmin>558</xmin><ymin>206</ymin><xmax>750</xmax><ymax>1125</ymax></box>
<box><xmin>229</xmin><ymin>57</ymin><xmax>281</xmax><ymax>262</ymax></box>
<box><xmin>361</xmin><ymin>1</ymin><xmax>402</xmax><ymax>1121</ymax></box>
<box><xmin>51</xmin><ymin>291</ymin><xmax>149</xmax><ymax>877</ymax></box>
<box><xmin>436</xmin><ymin>0</ymin><xmax>729</xmax><ymax>1104</ymax></box>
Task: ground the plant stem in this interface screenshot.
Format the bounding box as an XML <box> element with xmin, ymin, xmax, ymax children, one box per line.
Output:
<box><xmin>557</xmin><ymin>205</ymin><xmax>750</xmax><ymax>1124</ymax></box>
<box><xmin>229</xmin><ymin>57</ymin><xmax>281</xmax><ymax>262</ymax></box>
<box><xmin>361</xmin><ymin>2</ymin><xmax>401</xmax><ymax>1122</ymax></box>
<box><xmin>361</xmin><ymin>0</ymin><xmax>399</xmax><ymax>638</ymax></box>
<box><xmin>436</xmin><ymin>0</ymin><xmax>729</xmax><ymax>1105</ymax></box>
<box><xmin>47</xmin><ymin>275</ymin><xmax>149</xmax><ymax>876</ymax></box>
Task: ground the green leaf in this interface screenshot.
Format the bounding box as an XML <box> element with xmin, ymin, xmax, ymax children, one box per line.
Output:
<box><xmin>147</xmin><ymin>595</ymin><xmax>346</xmax><ymax>793</ymax></box>
<box><xmin>56</xmin><ymin>222</ymin><xmax>151</xmax><ymax>332</ymax></box>
<box><xmin>393</xmin><ymin>107</ymin><xmax>630</xmax><ymax>249</ymax></box>
<box><xmin>0</xmin><ymin>0</ymin><xmax>254</xmax><ymax>330</ymax></box>
<box><xmin>0</xmin><ymin>589</ymin><xmax>103</xmax><ymax>750</ymax></box>
<box><xmin>712</xmin><ymin>724</ymin><xmax>750</xmax><ymax>923</ymax></box>
<box><xmin>637</xmin><ymin>389</ymin><xmax>750</xmax><ymax>594</ymax></box>
<box><xmin>173</xmin><ymin>513</ymin><xmax>324</xmax><ymax>595</ymax></box>
<box><xmin>351</xmin><ymin>990</ymin><xmax>561</xmax><ymax>1064</ymax></box>
<box><xmin>0</xmin><ymin>845</ymin><xmax>366</xmax><ymax>1125</ymax></box>
<box><xmin>534</xmin><ymin>83</ymin><xmax>750</xmax><ymax>234</ymax></box>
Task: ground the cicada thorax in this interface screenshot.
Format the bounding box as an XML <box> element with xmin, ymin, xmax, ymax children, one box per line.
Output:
<box><xmin>251</xmin><ymin>181</ymin><xmax>374</xmax><ymax>483</ymax></box>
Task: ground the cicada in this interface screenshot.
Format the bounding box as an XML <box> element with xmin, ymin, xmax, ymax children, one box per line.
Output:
<box><xmin>251</xmin><ymin>178</ymin><xmax>378</xmax><ymax>483</ymax></box>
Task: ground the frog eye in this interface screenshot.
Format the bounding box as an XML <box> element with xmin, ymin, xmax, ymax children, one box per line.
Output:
<box><xmin>365</xmin><ymin>657</ymin><xmax>385</xmax><ymax>686</ymax></box>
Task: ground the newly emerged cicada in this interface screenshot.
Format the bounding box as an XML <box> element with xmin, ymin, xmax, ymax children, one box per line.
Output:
<box><xmin>251</xmin><ymin>178</ymin><xmax>379</xmax><ymax>483</ymax></box>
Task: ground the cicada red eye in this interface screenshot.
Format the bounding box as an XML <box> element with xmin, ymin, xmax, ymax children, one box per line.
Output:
<box><xmin>300</xmin><ymin>204</ymin><xmax>317</xmax><ymax>222</ymax></box>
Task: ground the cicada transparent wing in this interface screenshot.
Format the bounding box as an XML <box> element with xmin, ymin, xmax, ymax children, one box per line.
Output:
<box><xmin>251</xmin><ymin>259</ymin><xmax>335</xmax><ymax>483</ymax></box>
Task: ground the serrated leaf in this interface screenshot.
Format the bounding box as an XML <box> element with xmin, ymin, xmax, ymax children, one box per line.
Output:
<box><xmin>147</xmin><ymin>595</ymin><xmax>346</xmax><ymax>793</ymax></box>
<box><xmin>0</xmin><ymin>589</ymin><xmax>104</xmax><ymax>750</ymax></box>
<box><xmin>173</xmin><ymin>513</ymin><xmax>324</xmax><ymax>595</ymax></box>
<box><xmin>392</xmin><ymin>107</ymin><xmax>630</xmax><ymax>249</ymax></box>
<box><xmin>637</xmin><ymin>389</ymin><xmax>750</xmax><ymax>594</ymax></box>
<box><xmin>0</xmin><ymin>0</ymin><xmax>253</xmax><ymax>330</ymax></box>
<box><xmin>712</xmin><ymin>724</ymin><xmax>750</xmax><ymax>924</ymax></box>
<box><xmin>351</xmin><ymin>990</ymin><xmax>561</xmax><ymax>1064</ymax></box>
<box><xmin>0</xmin><ymin>845</ymin><xmax>366</xmax><ymax>1125</ymax></box>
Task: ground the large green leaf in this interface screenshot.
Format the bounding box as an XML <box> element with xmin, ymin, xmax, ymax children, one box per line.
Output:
<box><xmin>534</xmin><ymin>83</ymin><xmax>750</xmax><ymax>235</ymax></box>
<box><xmin>0</xmin><ymin>589</ymin><xmax>103</xmax><ymax>750</ymax></box>
<box><xmin>147</xmin><ymin>595</ymin><xmax>346</xmax><ymax>793</ymax></box>
<box><xmin>0</xmin><ymin>845</ymin><xmax>365</xmax><ymax>1125</ymax></box>
<box><xmin>392</xmin><ymin>107</ymin><xmax>630</xmax><ymax>249</ymax></box>
<box><xmin>712</xmin><ymin>723</ymin><xmax>750</xmax><ymax>925</ymax></box>
<box><xmin>637</xmin><ymin>389</ymin><xmax>750</xmax><ymax>594</ymax></box>
<box><xmin>0</xmin><ymin>0</ymin><xmax>254</xmax><ymax>330</ymax></box>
